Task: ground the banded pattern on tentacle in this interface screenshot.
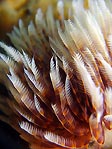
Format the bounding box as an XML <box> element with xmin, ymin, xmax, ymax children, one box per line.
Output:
<box><xmin>0</xmin><ymin>0</ymin><xmax>112</xmax><ymax>149</ymax></box>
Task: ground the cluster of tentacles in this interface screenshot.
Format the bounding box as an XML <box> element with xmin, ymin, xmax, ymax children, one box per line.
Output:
<box><xmin>0</xmin><ymin>0</ymin><xmax>112</xmax><ymax>149</ymax></box>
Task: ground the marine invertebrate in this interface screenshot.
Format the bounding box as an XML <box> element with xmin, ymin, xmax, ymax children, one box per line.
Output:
<box><xmin>0</xmin><ymin>0</ymin><xmax>112</xmax><ymax>148</ymax></box>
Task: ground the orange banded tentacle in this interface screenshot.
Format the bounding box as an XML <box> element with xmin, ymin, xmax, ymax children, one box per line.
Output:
<box><xmin>44</xmin><ymin>131</ymin><xmax>91</xmax><ymax>149</ymax></box>
<box><xmin>89</xmin><ymin>113</ymin><xmax>104</xmax><ymax>144</ymax></box>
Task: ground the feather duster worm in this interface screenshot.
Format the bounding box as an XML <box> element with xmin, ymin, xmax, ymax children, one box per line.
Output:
<box><xmin>0</xmin><ymin>0</ymin><xmax>112</xmax><ymax>148</ymax></box>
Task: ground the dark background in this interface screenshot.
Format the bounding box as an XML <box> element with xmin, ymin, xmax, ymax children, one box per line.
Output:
<box><xmin>0</xmin><ymin>120</ymin><xmax>29</xmax><ymax>149</ymax></box>
<box><xmin>0</xmin><ymin>83</ymin><xmax>29</xmax><ymax>149</ymax></box>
